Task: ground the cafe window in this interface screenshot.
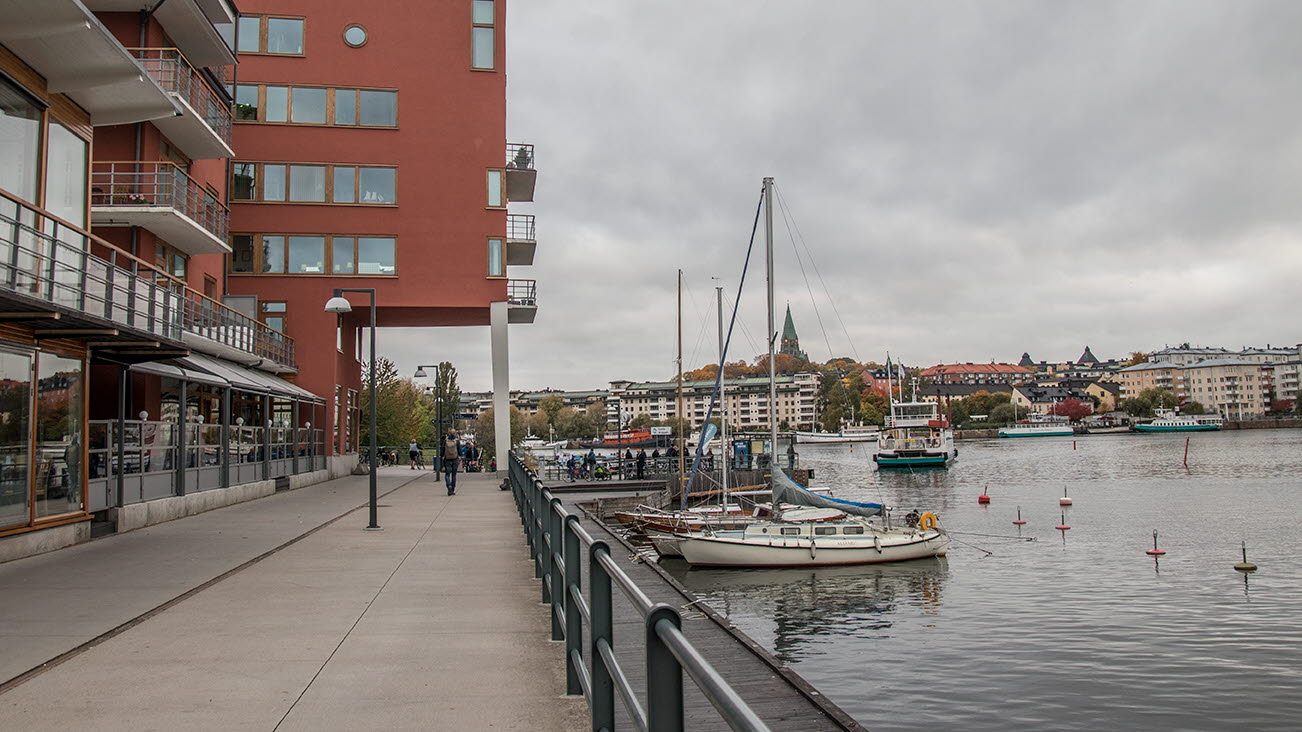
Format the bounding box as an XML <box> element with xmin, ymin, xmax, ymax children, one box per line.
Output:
<box><xmin>231</xmin><ymin>233</ymin><xmax>395</xmax><ymax>276</ymax></box>
<box><xmin>237</xmin><ymin>15</ymin><xmax>305</xmax><ymax>55</ymax></box>
<box><xmin>229</xmin><ymin>84</ymin><xmax>396</xmax><ymax>127</ymax></box>
<box><xmin>471</xmin><ymin>1</ymin><xmax>496</xmax><ymax>70</ymax></box>
<box><xmin>233</xmin><ymin>162</ymin><xmax>396</xmax><ymax>205</ymax></box>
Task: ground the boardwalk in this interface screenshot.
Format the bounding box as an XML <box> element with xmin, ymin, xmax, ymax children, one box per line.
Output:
<box><xmin>0</xmin><ymin>469</ymin><xmax>584</xmax><ymax>730</ymax></box>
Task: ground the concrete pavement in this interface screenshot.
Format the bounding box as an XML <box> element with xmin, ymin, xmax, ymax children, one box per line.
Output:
<box><xmin>0</xmin><ymin>467</ymin><xmax>586</xmax><ymax>731</ymax></box>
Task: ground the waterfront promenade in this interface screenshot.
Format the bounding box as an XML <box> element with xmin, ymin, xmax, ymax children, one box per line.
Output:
<box><xmin>0</xmin><ymin>468</ymin><xmax>585</xmax><ymax>730</ymax></box>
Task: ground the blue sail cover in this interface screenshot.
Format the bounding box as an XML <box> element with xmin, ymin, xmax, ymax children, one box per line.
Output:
<box><xmin>773</xmin><ymin>467</ymin><xmax>883</xmax><ymax>518</ymax></box>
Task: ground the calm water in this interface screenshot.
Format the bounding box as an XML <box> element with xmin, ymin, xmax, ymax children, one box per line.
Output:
<box><xmin>662</xmin><ymin>429</ymin><xmax>1302</xmax><ymax>731</ymax></box>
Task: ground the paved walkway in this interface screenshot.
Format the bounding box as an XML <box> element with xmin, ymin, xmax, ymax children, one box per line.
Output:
<box><xmin>0</xmin><ymin>468</ymin><xmax>586</xmax><ymax>731</ymax></box>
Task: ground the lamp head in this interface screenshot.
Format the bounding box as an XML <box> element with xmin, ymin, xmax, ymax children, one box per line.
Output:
<box><xmin>324</xmin><ymin>290</ymin><xmax>352</xmax><ymax>313</ymax></box>
<box><xmin>413</xmin><ymin>367</ymin><xmax>427</xmax><ymax>378</ymax></box>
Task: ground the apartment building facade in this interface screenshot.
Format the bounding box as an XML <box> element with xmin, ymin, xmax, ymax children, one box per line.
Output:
<box><xmin>608</xmin><ymin>373</ymin><xmax>820</xmax><ymax>432</ymax></box>
<box><xmin>920</xmin><ymin>362</ymin><xmax>1035</xmax><ymax>386</ymax></box>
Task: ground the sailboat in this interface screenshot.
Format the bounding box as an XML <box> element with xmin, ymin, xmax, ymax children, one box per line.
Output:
<box><xmin>675</xmin><ymin>178</ymin><xmax>949</xmax><ymax>568</ymax></box>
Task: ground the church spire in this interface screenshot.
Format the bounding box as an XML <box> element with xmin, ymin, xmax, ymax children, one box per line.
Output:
<box><xmin>779</xmin><ymin>304</ymin><xmax>807</xmax><ymax>360</ymax></box>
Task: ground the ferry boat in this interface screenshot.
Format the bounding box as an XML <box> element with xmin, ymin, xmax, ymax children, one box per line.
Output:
<box><xmin>873</xmin><ymin>401</ymin><xmax>956</xmax><ymax>469</ymax></box>
<box><xmin>1133</xmin><ymin>409</ymin><xmax>1223</xmax><ymax>433</ymax></box>
<box><xmin>998</xmin><ymin>413</ymin><xmax>1075</xmax><ymax>438</ymax></box>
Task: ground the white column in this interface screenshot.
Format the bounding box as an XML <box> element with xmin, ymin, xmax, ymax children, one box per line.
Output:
<box><xmin>490</xmin><ymin>301</ymin><xmax>510</xmax><ymax>475</ymax></box>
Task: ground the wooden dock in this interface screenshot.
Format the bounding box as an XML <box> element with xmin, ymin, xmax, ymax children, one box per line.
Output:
<box><xmin>559</xmin><ymin>494</ymin><xmax>865</xmax><ymax>731</ymax></box>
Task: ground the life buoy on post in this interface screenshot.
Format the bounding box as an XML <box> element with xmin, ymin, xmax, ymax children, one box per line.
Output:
<box><xmin>918</xmin><ymin>512</ymin><xmax>938</xmax><ymax>532</ymax></box>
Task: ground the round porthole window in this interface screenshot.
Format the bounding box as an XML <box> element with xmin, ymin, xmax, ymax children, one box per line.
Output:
<box><xmin>343</xmin><ymin>25</ymin><xmax>367</xmax><ymax>47</ymax></box>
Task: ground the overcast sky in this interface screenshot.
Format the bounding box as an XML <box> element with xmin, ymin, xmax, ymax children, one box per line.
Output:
<box><xmin>378</xmin><ymin>0</ymin><xmax>1302</xmax><ymax>393</ymax></box>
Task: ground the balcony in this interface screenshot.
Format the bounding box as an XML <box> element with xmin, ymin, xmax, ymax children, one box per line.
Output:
<box><xmin>1</xmin><ymin>189</ymin><xmax>295</xmax><ymax>371</ymax></box>
<box><xmin>131</xmin><ymin>48</ymin><xmax>234</xmax><ymax>160</ymax></box>
<box><xmin>84</xmin><ymin>0</ymin><xmax>235</xmax><ymax>68</ymax></box>
<box><xmin>0</xmin><ymin>0</ymin><xmax>179</xmax><ymax>126</ymax></box>
<box><xmin>91</xmin><ymin>161</ymin><xmax>230</xmax><ymax>255</ymax></box>
<box><xmin>506</xmin><ymin>279</ymin><xmax>537</xmax><ymax>323</ymax></box>
<box><xmin>506</xmin><ymin>214</ymin><xmax>536</xmax><ymax>266</ymax></box>
<box><xmin>505</xmin><ymin>143</ymin><xmax>537</xmax><ymax>203</ymax></box>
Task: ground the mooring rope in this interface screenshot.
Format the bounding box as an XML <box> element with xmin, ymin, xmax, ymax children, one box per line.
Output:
<box><xmin>947</xmin><ymin>530</ymin><xmax>1038</xmax><ymax>541</ymax></box>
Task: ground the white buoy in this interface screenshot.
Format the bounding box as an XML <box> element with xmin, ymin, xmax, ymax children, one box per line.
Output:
<box><xmin>1059</xmin><ymin>485</ymin><xmax>1072</xmax><ymax>506</ymax></box>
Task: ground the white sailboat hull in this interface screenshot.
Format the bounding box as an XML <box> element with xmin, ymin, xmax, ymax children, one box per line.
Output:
<box><xmin>677</xmin><ymin>528</ymin><xmax>948</xmax><ymax>567</ymax></box>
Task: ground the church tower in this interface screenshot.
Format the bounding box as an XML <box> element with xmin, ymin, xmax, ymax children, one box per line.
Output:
<box><xmin>779</xmin><ymin>304</ymin><xmax>808</xmax><ymax>360</ymax></box>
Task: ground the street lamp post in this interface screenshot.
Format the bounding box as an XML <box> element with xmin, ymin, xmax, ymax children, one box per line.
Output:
<box><xmin>325</xmin><ymin>288</ymin><xmax>380</xmax><ymax>531</ymax></box>
<box><xmin>414</xmin><ymin>364</ymin><xmax>447</xmax><ymax>476</ymax></box>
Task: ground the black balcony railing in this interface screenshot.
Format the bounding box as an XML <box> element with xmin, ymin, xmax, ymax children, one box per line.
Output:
<box><xmin>507</xmin><ymin>279</ymin><xmax>537</xmax><ymax>306</ymax></box>
<box><xmin>91</xmin><ymin>161</ymin><xmax>230</xmax><ymax>244</ymax></box>
<box><xmin>506</xmin><ymin>143</ymin><xmax>535</xmax><ymax>171</ymax></box>
<box><xmin>130</xmin><ymin>47</ymin><xmax>232</xmax><ymax>147</ymax></box>
<box><xmin>0</xmin><ymin>189</ymin><xmax>294</xmax><ymax>369</ymax></box>
<box><xmin>507</xmin><ymin>213</ymin><xmax>535</xmax><ymax>241</ymax></box>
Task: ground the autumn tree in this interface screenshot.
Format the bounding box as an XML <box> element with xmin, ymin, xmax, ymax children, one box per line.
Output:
<box><xmin>1051</xmin><ymin>398</ymin><xmax>1093</xmax><ymax>422</ymax></box>
<box><xmin>473</xmin><ymin>406</ymin><xmax>526</xmax><ymax>463</ymax></box>
<box><xmin>538</xmin><ymin>394</ymin><xmax>564</xmax><ymax>426</ymax></box>
<box><xmin>988</xmin><ymin>403</ymin><xmax>1016</xmax><ymax>425</ymax></box>
<box><xmin>360</xmin><ymin>358</ymin><xmax>429</xmax><ymax>447</ymax></box>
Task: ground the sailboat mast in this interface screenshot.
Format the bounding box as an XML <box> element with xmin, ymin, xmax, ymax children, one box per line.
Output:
<box><xmin>676</xmin><ymin>268</ymin><xmax>685</xmax><ymax>492</ymax></box>
<box><xmin>717</xmin><ymin>283</ymin><xmax>728</xmax><ymax>496</ymax></box>
<box><xmin>764</xmin><ymin>177</ymin><xmax>778</xmax><ymax>473</ymax></box>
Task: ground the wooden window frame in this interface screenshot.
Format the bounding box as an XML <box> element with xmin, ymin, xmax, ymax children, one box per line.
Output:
<box><xmin>259</xmin><ymin>301</ymin><xmax>289</xmax><ymax>335</ymax></box>
<box><xmin>471</xmin><ymin>1</ymin><xmax>496</xmax><ymax>71</ymax></box>
<box><xmin>238</xmin><ymin>15</ymin><xmax>307</xmax><ymax>57</ymax></box>
<box><xmin>343</xmin><ymin>24</ymin><xmax>369</xmax><ymax>48</ymax></box>
<box><xmin>486</xmin><ymin>236</ymin><xmax>505</xmax><ymax>278</ymax></box>
<box><xmin>486</xmin><ymin>168</ymin><xmax>505</xmax><ymax>209</ymax></box>
<box><xmin>230</xmin><ymin>83</ymin><xmax>398</xmax><ymax>128</ymax></box>
<box><xmin>230</xmin><ymin>162</ymin><xmax>397</xmax><ymax>205</ymax></box>
<box><xmin>229</xmin><ymin>233</ymin><xmax>398</xmax><ymax>277</ymax></box>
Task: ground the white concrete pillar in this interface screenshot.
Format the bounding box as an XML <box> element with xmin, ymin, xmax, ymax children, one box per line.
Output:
<box><xmin>490</xmin><ymin>301</ymin><xmax>510</xmax><ymax>475</ymax></box>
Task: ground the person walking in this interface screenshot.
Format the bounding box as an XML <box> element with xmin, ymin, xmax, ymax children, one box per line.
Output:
<box><xmin>408</xmin><ymin>439</ymin><xmax>420</xmax><ymax>469</ymax></box>
<box><xmin>636</xmin><ymin>449</ymin><xmax>647</xmax><ymax>480</ymax></box>
<box><xmin>442</xmin><ymin>430</ymin><xmax>459</xmax><ymax>495</ymax></box>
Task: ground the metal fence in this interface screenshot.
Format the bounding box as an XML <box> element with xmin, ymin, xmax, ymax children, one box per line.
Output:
<box><xmin>510</xmin><ymin>452</ymin><xmax>770</xmax><ymax>732</ymax></box>
<box><xmin>91</xmin><ymin>161</ymin><xmax>230</xmax><ymax>243</ymax></box>
<box><xmin>507</xmin><ymin>213</ymin><xmax>535</xmax><ymax>241</ymax></box>
<box><xmin>130</xmin><ymin>47</ymin><xmax>233</xmax><ymax>146</ymax></box>
<box><xmin>507</xmin><ymin>279</ymin><xmax>537</xmax><ymax>306</ymax></box>
<box><xmin>181</xmin><ymin>289</ymin><xmax>296</xmax><ymax>368</ymax></box>
<box><xmin>506</xmin><ymin>142</ymin><xmax>535</xmax><ymax>171</ymax></box>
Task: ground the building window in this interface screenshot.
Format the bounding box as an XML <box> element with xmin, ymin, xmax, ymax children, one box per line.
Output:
<box><xmin>260</xmin><ymin>301</ymin><xmax>287</xmax><ymax>333</ymax></box>
<box><xmin>471</xmin><ymin>0</ymin><xmax>496</xmax><ymax>70</ymax></box>
<box><xmin>230</xmin><ymin>233</ymin><xmax>396</xmax><ymax>275</ymax></box>
<box><xmin>155</xmin><ymin>241</ymin><xmax>188</xmax><ymax>278</ymax></box>
<box><xmin>237</xmin><ymin>15</ymin><xmax>305</xmax><ymax>55</ymax></box>
<box><xmin>229</xmin><ymin>84</ymin><xmax>397</xmax><ymax>127</ymax></box>
<box><xmin>232</xmin><ymin>162</ymin><xmax>395</xmax><ymax>205</ymax></box>
<box><xmin>487</xmin><ymin>238</ymin><xmax>504</xmax><ymax>277</ymax></box>
<box><xmin>45</xmin><ymin>121</ymin><xmax>87</xmax><ymax>227</ymax></box>
<box><xmin>0</xmin><ymin>77</ymin><xmax>44</xmax><ymax>204</ymax></box>
<box><xmin>486</xmin><ymin>169</ymin><xmax>504</xmax><ymax>207</ymax></box>
<box><xmin>343</xmin><ymin>24</ymin><xmax>368</xmax><ymax>48</ymax></box>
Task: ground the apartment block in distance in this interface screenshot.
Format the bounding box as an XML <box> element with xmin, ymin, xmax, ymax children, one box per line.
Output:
<box><xmin>225</xmin><ymin>0</ymin><xmax>537</xmax><ymax>460</ymax></box>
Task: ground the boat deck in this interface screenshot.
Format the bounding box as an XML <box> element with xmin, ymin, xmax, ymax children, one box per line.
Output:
<box><xmin>561</xmin><ymin>495</ymin><xmax>863</xmax><ymax>730</ymax></box>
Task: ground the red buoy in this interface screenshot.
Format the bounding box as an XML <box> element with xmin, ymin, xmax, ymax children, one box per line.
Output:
<box><xmin>978</xmin><ymin>485</ymin><xmax>991</xmax><ymax>504</ymax></box>
<box><xmin>1056</xmin><ymin>511</ymin><xmax>1070</xmax><ymax>530</ymax></box>
<box><xmin>1013</xmin><ymin>506</ymin><xmax>1027</xmax><ymax>525</ymax></box>
<box><xmin>1146</xmin><ymin>529</ymin><xmax>1166</xmax><ymax>556</ymax></box>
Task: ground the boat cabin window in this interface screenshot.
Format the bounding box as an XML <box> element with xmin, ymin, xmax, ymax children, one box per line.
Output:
<box><xmin>842</xmin><ymin>526</ymin><xmax>865</xmax><ymax>535</ymax></box>
<box><xmin>780</xmin><ymin>528</ymin><xmax>800</xmax><ymax>536</ymax></box>
<box><xmin>814</xmin><ymin>527</ymin><xmax>837</xmax><ymax>535</ymax></box>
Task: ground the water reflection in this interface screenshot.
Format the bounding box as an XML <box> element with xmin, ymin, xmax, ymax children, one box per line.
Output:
<box><xmin>664</xmin><ymin>559</ymin><xmax>949</xmax><ymax>663</ymax></box>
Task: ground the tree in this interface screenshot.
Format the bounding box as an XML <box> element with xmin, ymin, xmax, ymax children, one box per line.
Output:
<box><xmin>1181</xmin><ymin>401</ymin><xmax>1207</xmax><ymax>415</ymax></box>
<box><xmin>538</xmin><ymin>394</ymin><xmax>564</xmax><ymax>425</ymax></box>
<box><xmin>420</xmin><ymin>361</ymin><xmax>461</xmax><ymax>445</ymax></box>
<box><xmin>360</xmin><ymin>358</ymin><xmax>429</xmax><ymax>447</ymax></box>
<box><xmin>473</xmin><ymin>406</ymin><xmax>526</xmax><ymax>463</ymax></box>
<box><xmin>1125</xmin><ymin>351</ymin><xmax>1149</xmax><ymax>366</ymax></box>
<box><xmin>525</xmin><ymin>412</ymin><xmax>550</xmax><ymax>439</ymax></box>
<box><xmin>1120</xmin><ymin>397</ymin><xmax>1150</xmax><ymax>417</ymax></box>
<box><xmin>1051</xmin><ymin>398</ymin><xmax>1093</xmax><ymax>422</ymax></box>
<box><xmin>553</xmin><ymin>407</ymin><xmax>593</xmax><ymax>439</ymax></box>
<box><xmin>629</xmin><ymin>414</ymin><xmax>654</xmax><ymax>429</ymax></box>
<box><xmin>988</xmin><ymin>403</ymin><xmax>1016</xmax><ymax>425</ymax></box>
<box><xmin>585</xmin><ymin>402</ymin><xmax>608</xmax><ymax>433</ymax></box>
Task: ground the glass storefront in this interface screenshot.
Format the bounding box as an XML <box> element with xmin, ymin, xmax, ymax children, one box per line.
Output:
<box><xmin>0</xmin><ymin>350</ymin><xmax>33</xmax><ymax>529</ymax></box>
<box><xmin>0</xmin><ymin>347</ymin><xmax>85</xmax><ymax>530</ymax></box>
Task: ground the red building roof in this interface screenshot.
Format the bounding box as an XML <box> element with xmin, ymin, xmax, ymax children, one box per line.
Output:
<box><xmin>920</xmin><ymin>363</ymin><xmax>1035</xmax><ymax>377</ymax></box>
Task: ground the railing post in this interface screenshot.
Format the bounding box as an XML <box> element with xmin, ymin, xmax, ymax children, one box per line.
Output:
<box><xmin>539</xmin><ymin>488</ymin><xmax>553</xmax><ymax>604</ymax></box>
<box><xmin>646</xmin><ymin>604</ymin><xmax>685</xmax><ymax>732</ymax></box>
<box><xmin>533</xmin><ymin>478</ymin><xmax>545</xmax><ymax>580</ymax></box>
<box><xmin>563</xmin><ymin>514</ymin><xmax>583</xmax><ymax>696</ymax></box>
<box><xmin>549</xmin><ymin>497</ymin><xmax>564</xmax><ymax>641</ymax></box>
<box><xmin>589</xmin><ymin>541</ymin><xmax>615</xmax><ymax>732</ymax></box>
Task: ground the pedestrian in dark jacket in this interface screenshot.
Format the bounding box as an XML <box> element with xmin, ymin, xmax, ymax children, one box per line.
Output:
<box><xmin>636</xmin><ymin>449</ymin><xmax>647</xmax><ymax>479</ymax></box>
<box><xmin>442</xmin><ymin>430</ymin><xmax>459</xmax><ymax>495</ymax></box>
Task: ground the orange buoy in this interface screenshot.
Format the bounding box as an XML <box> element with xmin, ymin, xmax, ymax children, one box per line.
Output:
<box><xmin>978</xmin><ymin>485</ymin><xmax>991</xmax><ymax>504</ymax></box>
<box><xmin>1056</xmin><ymin>511</ymin><xmax>1070</xmax><ymax>530</ymax></box>
<box><xmin>1013</xmin><ymin>506</ymin><xmax>1027</xmax><ymax>525</ymax></box>
<box><xmin>1059</xmin><ymin>485</ymin><xmax>1072</xmax><ymax>506</ymax></box>
<box><xmin>1146</xmin><ymin>529</ymin><xmax>1166</xmax><ymax>556</ymax></box>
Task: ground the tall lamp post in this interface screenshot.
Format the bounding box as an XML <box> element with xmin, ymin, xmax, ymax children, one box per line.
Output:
<box><xmin>324</xmin><ymin>288</ymin><xmax>380</xmax><ymax>531</ymax></box>
<box><xmin>414</xmin><ymin>364</ymin><xmax>447</xmax><ymax>475</ymax></box>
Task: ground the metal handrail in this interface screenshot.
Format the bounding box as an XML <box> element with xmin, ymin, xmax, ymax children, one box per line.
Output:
<box><xmin>506</xmin><ymin>142</ymin><xmax>535</xmax><ymax>171</ymax></box>
<box><xmin>129</xmin><ymin>48</ymin><xmax>233</xmax><ymax>146</ymax></box>
<box><xmin>0</xmin><ymin>189</ymin><xmax>295</xmax><ymax>370</ymax></box>
<box><xmin>509</xmin><ymin>452</ymin><xmax>771</xmax><ymax>732</ymax></box>
<box><xmin>507</xmin><ymin>279</ymin><xmax>536</xmax><ymax>307</ymax></box>
<box><xmin>506</xmin><ymin>213</ymin><xmax>535</xmax><ymax>241</ymax></box>
<box><xmin>91</xmin><ymin>160</ymin><xmax>230</xmax><ymax>243</ymax></box>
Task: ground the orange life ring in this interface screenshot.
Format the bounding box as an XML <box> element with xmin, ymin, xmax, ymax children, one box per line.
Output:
<box><xmin>918</xmin><ymin>512</ymin><xmax>938</xmax><ymax>532</ymax></box>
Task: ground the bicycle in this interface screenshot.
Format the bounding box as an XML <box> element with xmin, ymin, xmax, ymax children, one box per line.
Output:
<box><xmin>411</xmin><ymin>451</ymin><xmax>426</xmax><ymax>469</ymax></box>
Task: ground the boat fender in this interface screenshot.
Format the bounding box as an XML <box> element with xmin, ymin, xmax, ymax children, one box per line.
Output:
<box><xmin>810</xmin><ymin>538</ymin><xmax>816</xmax><ymax>559</ymax></box>
<box><xmin>874</xmin><ymin>535</ymin><xmax>882</xmax><ymax>554</ymax></box>
<box><xmin>919</xmin><ymin>512</ymin><xmax>938</xmax><ymax>532</ymax></box>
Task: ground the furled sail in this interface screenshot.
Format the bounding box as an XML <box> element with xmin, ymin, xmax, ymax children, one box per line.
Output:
<box><xmin>772</xmin><ymin>467</ymin><xmax>882</xmax><ymax>518</ymax></box>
